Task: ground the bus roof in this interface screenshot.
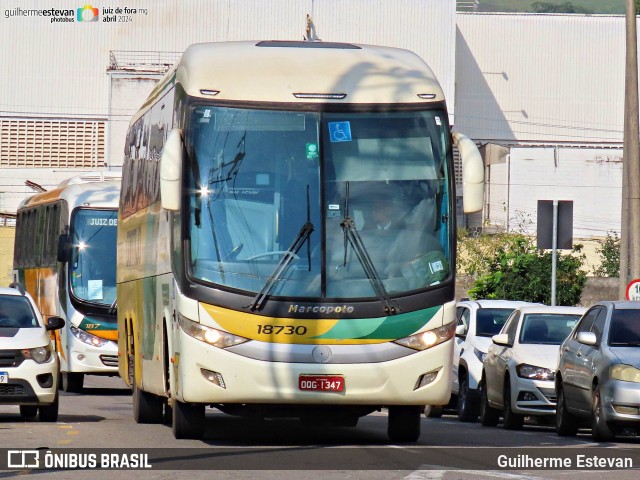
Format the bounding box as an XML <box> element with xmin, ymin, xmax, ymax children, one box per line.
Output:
<box><xmin>18</xmin><ymin>180</ymin><xmax>121</xmax><ymax>211</ymax></box>
<box><xmin>134</xmin><ymin>41</ymin><xmax>445</xmax><ymax>123</ymax></box>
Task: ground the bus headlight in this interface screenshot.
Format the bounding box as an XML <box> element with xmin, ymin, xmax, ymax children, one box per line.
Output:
<box><xmin>70</xmin><ymin>325</ymin><xmax>110</xmax><ymax>347</ymax></box>
<box><xmin>179</xmin><ymin>316</ymin><xmax>249</xmax><ymax>349</ymax></box>
<box><xmin>23</xmin><ymin>344</ymin><xmax>53</xmax><ymax>364</ymax></box>
<box><xmin>393</xmin><ymin>322</ymin><xmax>455</xmax><ymax>351</ymax></box>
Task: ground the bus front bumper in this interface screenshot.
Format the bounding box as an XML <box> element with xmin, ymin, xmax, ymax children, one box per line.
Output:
<box><xmin>174</xmin><ymin>334</ymin><xmax>453</xmax><ymax>406</ymax></box>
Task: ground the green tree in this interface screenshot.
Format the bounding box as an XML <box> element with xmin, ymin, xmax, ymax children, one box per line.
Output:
<box><xmin>531</xmin><ymin>2</ymin><xmax>593</xmax><ymax>13</ymax></box>
<box><xmin>592</xmin><ymin>231</ymin><xmax>620</xmax><ymax>277</ymax></box>
<box><xmin>463</xmin><ymin>234</ymin><xmax>587</xmax><ymax>305</ymax></box>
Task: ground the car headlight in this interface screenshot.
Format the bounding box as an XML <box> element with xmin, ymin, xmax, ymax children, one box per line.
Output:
<box><xmin>610</xmin><ymin>364</ymin><xmax>640</xmax><ymax>383</ymax></box>
<box><xmin>516</xmin><ymin>363</ymin><xmax>554</xmax><ymax>381</ymax></box>
<box><xmin>473</xmin><ymin>347</ymin><xmax>487</xmax><ymax>363</ymax></box>
<box><xmin>394</xmin><ymin>321</ymin><xmax>456</xmax><ymax>351</ymax></box>
<box><xmin>23</xmin><ymin>344</ymin><xmax>53</xmax><ymax>364</ymax></box>
<box><xmin>70</xmin><ymin>325</ymin><xmax>110</xmax><ymax>347</ymax></box>
<box><xmin>179</xmin><ymin>315</ymin><xmax>249</xmax><ymax>349</ymax></box>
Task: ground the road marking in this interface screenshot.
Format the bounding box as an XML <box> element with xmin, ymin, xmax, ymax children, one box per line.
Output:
<box><xmin>405</xmin><ymin>469</ymin><xmax>549</xmax><ymax>480</ymax></box>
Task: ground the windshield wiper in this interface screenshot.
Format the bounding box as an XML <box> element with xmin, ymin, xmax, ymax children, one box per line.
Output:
<box><xmin>248</xmin><ymin>221</ymin><xmax>314</xmax><ymax>311</ymax></box>
<box><xmin>340</xmin><ymin>182</ymin><xmax>398</xmax><ymax>315</ymax></box>
<box><xmin>248</xmin><ymin>185</ymin><xmax>314</xmax><ymax>311</ymax></box>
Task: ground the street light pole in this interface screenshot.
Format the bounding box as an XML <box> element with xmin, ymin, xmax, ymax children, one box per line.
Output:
<box><xmin>621</xmin><ymin>0</ymin><xmax>640</xmax><ymax>296</ymax></box>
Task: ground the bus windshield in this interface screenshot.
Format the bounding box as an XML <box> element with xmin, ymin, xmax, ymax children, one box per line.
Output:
<box><xmin>69</xmin><ymin>209</ymin><xmax>118</xmax><ymax>306</ymax></box>
<box><xmin>185</xmin><ymin>105</ymin><xmax>451</xmax><ymax>300</ymax></box>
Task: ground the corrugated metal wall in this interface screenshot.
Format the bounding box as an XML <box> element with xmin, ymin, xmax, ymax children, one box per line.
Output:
<box><xmin>0</xmin><ymin>0</ymin><xmax>455</xmax><ymax>120</ymax></box>
<box><xmin>455</xmin><ymin>13</ymin><xmax>625</xmax><ymax>145</ymax></box>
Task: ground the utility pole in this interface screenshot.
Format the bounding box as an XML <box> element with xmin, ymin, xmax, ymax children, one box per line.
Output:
<box><xmin>621</xmin><ymin>0</ymin><xmax>640</xmax><ymax>297</ymax></box>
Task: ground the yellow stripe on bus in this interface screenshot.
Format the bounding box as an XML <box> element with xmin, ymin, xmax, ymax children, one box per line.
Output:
<box><xmin>200</xmin><ymin>303</ymin><xmax>387</xmax><ymax>345</ymax></box>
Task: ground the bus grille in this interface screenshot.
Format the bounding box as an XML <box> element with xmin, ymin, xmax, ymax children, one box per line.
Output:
<box><xmin>100</xmin><ymin>355</ymin><xmax>118</xmax><ymax>368</ymax></box>
<box><xmin>0</xmin><ymin>350</ymin><xmax>24</xmax><ymax>368</ymax></box>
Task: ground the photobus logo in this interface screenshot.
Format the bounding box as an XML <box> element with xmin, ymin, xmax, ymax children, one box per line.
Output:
<box><xmin>77</xmin><ymin>4</ymin><xmax>99</xmax><ymax>22</ymax></box>
<box><xmin>8</xmin><ymin>450</ymin><xmax>40</xmax><ymax>468</ymax></box>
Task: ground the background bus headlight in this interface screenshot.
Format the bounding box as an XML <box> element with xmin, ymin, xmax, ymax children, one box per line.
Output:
<box><xmin>70</xmin><ymin>325</ymin><xmax>110</xmax><ymax>347</ymax></box>
<box><xmin>393</xmin><ymin>322</ymin><xmax>455</xmax><ymax>351</ymax></box>
<box><xmin>179</xmin><ymin>316</ymin><xmax>249</xmax><ymax>349</ymax></box>
<box><xmin>22</xmin><ymin>344</ymin><xmax>53</xmax><ymax>364</ymax></box>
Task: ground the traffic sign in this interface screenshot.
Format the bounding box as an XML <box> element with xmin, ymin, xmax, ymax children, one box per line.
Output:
<box><xmin>626</xmin><ymin>279</ymin><xmax>640</xmax><ymax>301</ymax></box>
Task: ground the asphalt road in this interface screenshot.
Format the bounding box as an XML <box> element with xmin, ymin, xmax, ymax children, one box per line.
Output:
<box><xmin>0</xmin><ymin>376</ymin><xmax>638</xmax><ymax>480</ymax></box>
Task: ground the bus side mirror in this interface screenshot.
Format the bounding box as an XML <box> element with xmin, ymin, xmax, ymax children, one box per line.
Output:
<box><xmin>452</xmin><ymin>132</ymin><xmax>484</xmax><ymax>214</ymax></box>
<box><xmin>56</xmin><ymin>233</ymin><xmax>71</xmax><ymax>263</ymax></box>
<box><xmin>46</xmin><ymin>316</ymin><xmax>65</xmax><ymax>331</ymax></box>
<box><xmin>160</xmin><ymin>128</ymin><xmax>183</xmax><ymax>211</ymax></box>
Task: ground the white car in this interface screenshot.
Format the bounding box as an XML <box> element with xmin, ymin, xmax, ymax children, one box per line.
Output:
<box><xmin>479</xmin><ymin>305</ymin><xmax>586</xmax><ymax>429</ymax></box>
<box><xmin>426</xmin><ymin>299</ymin><xmax>533</xmax><ymax>420</ymax></box>
<box><xmin>0</xmin><ymin>284</ymin><xmax>65</xmax><ymax>421</ymax></box>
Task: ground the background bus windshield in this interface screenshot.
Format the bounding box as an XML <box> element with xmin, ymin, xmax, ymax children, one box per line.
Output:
<box><xmin>70</xmin><ymin>209</ymin><xmax>118</xmax><ymax>305</ymax></box>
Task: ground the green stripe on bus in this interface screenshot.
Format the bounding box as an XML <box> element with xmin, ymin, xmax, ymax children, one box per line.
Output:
<box><xmin>312</xmin><ymin>306</ymin><xmax>441</xmax><ymax>340</ymax></box>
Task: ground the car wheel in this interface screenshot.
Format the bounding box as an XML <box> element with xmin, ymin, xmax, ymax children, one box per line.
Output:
<box><xmin>502</xmin><ymin>380</ymin><xmax>524</xmax><ymax>430</ymax></box>
<box><xmin>458</xmin><ymin>375</ymin><xmax>478</xmax><ymax>422</ymax></box>
<box><xmin>39</xmin><ymin>393</ymin><xmax>59</xmax><ymax>422</ymax></box>
<box><xmin>556</xmin><ymin>384</ymin><xmax>578</xmax><ymax>436</ymax></box>
<box><xmin>387</xmin><ymin>406</ymin><xmax>421</xmax><ymax>442</ymax></box>
<box><xmin>19</xmin><ymin>405</ymin><xmax>38</xmax><ymax>419</ymax></box>
<box><xmin>424</xmin><ymin>405</ymin><xmax>444</xmax><ymax>418</ymax></box>
<box><xmin>592</xmin><ymin>385</ymin><xmax>614</xmax><ymax>441</ymax></box>
<box><xmin>479</xmin><ymin>380</ymin><xmax>499</xmax><ymax>427</ymax></box>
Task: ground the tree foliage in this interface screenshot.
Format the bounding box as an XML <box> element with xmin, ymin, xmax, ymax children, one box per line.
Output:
<box><xmin>531</xmin><ymin>2</ymin><xmax>593</xmax><ymax>13</ymax></box>
<box><xmin>458</xmin><ymin>228</ymin><xmax>587</xmax><ymax>306</ymax></box>
<box><xmin>592</xmin><ymin>231</ymin><xmax>620</xmax><ymax>277</ymax></box>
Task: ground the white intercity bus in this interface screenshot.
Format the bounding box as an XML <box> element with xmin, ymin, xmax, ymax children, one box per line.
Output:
<box><xmin>117</xmin><ymin>40</ymin><xmax>484</xmax><ymax>440</ymax></box>
<box><xmin>14</xmin><ymin>173</ymin><xmax>121</xmax><ymax>392</ymax></box>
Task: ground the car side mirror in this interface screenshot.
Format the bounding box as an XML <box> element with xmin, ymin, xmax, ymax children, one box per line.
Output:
<box><xmin>576</xmin><ymin>331</ymin><xmax>597</xmax><ymax>346</ymax></box>
<box><xmin>492</xmin><ymin>333</ymin><xmax>511</xmax><ymax>347</ymax></box>
<box><xmin>455</xmin><ymin>324</ymin><xmax>466</xmax><ymax>337</ymax></box>
<box><xmin>160</xmin><ymin>128</ymin><xmax>183</xmax><ymax>211</ymax></box>
<box><xmin>46</xmin><ymin>316</ymin><xmax>65</xmax><ymax>331</ymax></box>
<box><xmin>56</xmin><ymin>233</ymin><xmax>72</xmax><ymax>263</ymax></box>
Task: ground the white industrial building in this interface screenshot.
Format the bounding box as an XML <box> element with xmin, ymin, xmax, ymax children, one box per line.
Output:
<box><xmin>0</xmin><ymin>2</ymin><xmax>632</xmax><ymax>243</ymax></box>
<box><xmin>456</xmin><ymin>12</ymin><xmax>626</xmax><ymax>238</ymax></box>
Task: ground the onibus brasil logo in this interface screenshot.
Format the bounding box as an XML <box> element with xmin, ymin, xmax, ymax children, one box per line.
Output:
<box><xmin>77</xmin><ymin>4</ymin><xmax>99</xmax><ymax>22</ymax></box>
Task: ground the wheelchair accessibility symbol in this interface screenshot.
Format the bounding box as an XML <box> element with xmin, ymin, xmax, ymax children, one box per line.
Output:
<box><xmin>328</xmin><ymin>121</ymin><xmax>352</xmax><ymax>143</ymax></box>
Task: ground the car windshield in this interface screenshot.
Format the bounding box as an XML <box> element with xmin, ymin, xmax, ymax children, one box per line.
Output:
<box><xmin>0</xmin><ymin>295</ymin><xmax>38</xmax><ymax>328</ymax></box>
<box><xmin>185</xmin><ymin>105</ymin><xmax>451</xmax><ymax>301</ymax></box>
<box><xmin>608</xmin><ymin>309</ymin><xmax>640</xmax><ymax>346</ymax></box>
<box><xmin>69</xmin><ymin>209</ymin><xmax>118</xmax><ymax>306</ymax></box>
<box><xmin>475</xmin><ymin>308</ymin><xmax>515</xmax><ymax>337</ymax></box>
<box><xmin>519</xmin><ymin>313</ymin><xmax>581</xmax><ymax>345</ymax></box>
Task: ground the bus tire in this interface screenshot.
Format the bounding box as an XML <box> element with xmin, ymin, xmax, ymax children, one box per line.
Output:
<box><xmin>39</xmin><ymin>393</ymin><xmax>59</xmax><ymax>422</ymax></box>
<box><xmin>133</xmin><ymin>382</ymin><xmax>164</xmax><ymax>424</ymax></box>
<box><xmin>172</xmin><ymin>399</ymin><xmax>205</xmax><ymax>440</ymax></box>
<box><xmin>387</xmin><ymin>406</ymin><xmax>421</xmax><ymax>442</ymax></box>
<box><xmin>61</xmin><ymin>372</ymin><xmax>84</xmax><ymax>393</ymax></box>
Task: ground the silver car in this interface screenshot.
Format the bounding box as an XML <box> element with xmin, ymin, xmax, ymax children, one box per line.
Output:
<box><xmin>555</xmin><ymin>301</ymin><xmax>640</xmax><ymax>441</ymax></box>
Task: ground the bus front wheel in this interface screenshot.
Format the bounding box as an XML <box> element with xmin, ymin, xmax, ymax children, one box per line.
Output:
<box><xmin>61</xmin><ymin>372</ymin><xmax>84</xmax><ymax>393</ymax></box>
<box><xmin>172</xmin><ymin>399</ymin><xmax>205</xmax><ymax>440</ymax></box>
<box><xmin>387</xmin><ymin>406</ymin><xmax>421</xmax><ymax>442</ymax></box>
